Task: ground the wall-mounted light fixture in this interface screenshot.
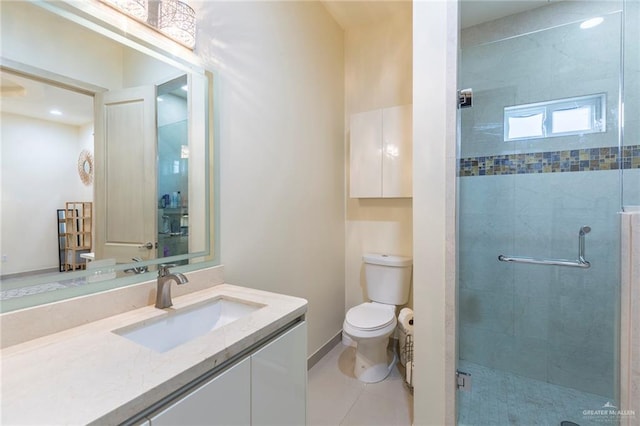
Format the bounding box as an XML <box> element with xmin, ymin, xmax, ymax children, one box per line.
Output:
<box><xmin>101</xmin><ymin>0</ymin><xmax>148</xmax><ymax>21</ymax></box>
<box><xmin>158</xmin><ymin>0</ymin><xmax>196</xmax><ymax>49</ymax></box>
<box><xmin>100</xmin><ymin>0</ymin><xmax>196</xmax><ymax>49</ymax></box>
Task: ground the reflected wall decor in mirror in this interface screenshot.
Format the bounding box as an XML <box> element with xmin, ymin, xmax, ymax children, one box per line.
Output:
<box><xmin>78</xmin><ymin>150</ymin><xmax>94</xmax><ymax>186</ymax></box>
<box><xmin>0</xmin><ymin>0</ymin><xmax>216</xmax><ymax>313</ymax></box>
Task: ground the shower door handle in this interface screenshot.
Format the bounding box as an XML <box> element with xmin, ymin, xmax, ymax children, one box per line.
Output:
<box><xmin>498</xmin><ymin>226</ymin><xmax>591</xmax><ymax>268</ymax></box>
<box><xmin>498</xmin><ymin>254</ymin><xmax>590</xmax><ymax>268</ymax></box>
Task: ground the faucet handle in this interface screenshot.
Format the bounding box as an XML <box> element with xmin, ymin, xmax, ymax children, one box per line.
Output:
<box><xmin>158</xmin><ymin>263</ymin><xmax>176</xmax><ymax>277</ymax></box>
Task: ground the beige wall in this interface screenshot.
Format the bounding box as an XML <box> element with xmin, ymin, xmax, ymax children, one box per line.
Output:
<box><xmin>1</xmin><ymin>114</ymin><xmax>92</xmax><ymax>275</ymax></box>
<box><xmin>344</xmin><ymin>3</ymin><xmax>413</xmax><ymax>313</ymax></box>
<box><xmin>0</xmin><ymin>1</ymin><xmax>123</xmax><ymax>90</ymax></box>
<box><xmin>193</xmin><ymin>1</ymin><xmax>346</xmax><ymax>357</ymax></box>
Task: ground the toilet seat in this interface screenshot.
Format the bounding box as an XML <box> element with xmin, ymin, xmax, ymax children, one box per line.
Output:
<box><xmin>345</xmin><ymin>303</ymin><xmax>395</xmax><ymax>331</ymax></box>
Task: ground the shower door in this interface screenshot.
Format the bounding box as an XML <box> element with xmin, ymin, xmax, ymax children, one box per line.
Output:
<box><xmin>456</xmin><ymin>2</ymin><xmax>624</xmax><ymax>425</ymax></box>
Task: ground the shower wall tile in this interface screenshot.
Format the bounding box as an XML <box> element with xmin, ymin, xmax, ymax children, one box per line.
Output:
<box><xmin>458</xmin><ymin>249</ymin><xmax>514</xmax><ymax>294</ymax></box>
<box><xmin>510</xmin><ymin>266</ymin><xmax>552</xmax><ymax>297</ymax></box>
<box><xmin>624</xmin><ymin>1</ymin><xmax>640</xmax><ymax>220</ymax></box>
<box><xmin>547</xmin><ymin>344</ymin><xmax>616</xmax><ymax>398</ymax></box>
<box><xmin>513</xmin><ymin>292</ymin><xmax>551</xmax><ymax>341</ymax></box>
<box><xmin>623</xmin><ymin>170</ymin><xmax>640</xmax><ymax>209</ymax></box>
<box><xmin>458</xmin><ymin>170</ymin><xmax>621</xmax><ymax>398</ymax></box>
<box><xmin>459</xmin><ymin>325</ymin><xmax>513</xmax><ymax>369</ymax></box>
<box><xmin>497</xmin><ymin>335</ymin><xmax>549</xmax><ymax>381</ymax></box>
<box><xmin>460</xmin><ymin>11</ymin><xmax>621</xmax><ymax>160</ymax></box>
<box><xmin>459</xmin><ymin>288</ymin><xmax>515</xmax><ymax>335</ymax></box>
<box><xmin>548</xmin><ymin>291</ymin><xmax>616</xmax><ymax>350</ymax></box>
<box><xmin>461</xmin><ymin>1</ymin><xmax>622</xmax><ymax>48</ymax></box>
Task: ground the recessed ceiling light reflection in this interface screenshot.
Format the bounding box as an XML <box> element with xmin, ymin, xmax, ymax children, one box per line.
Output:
<box><xmin>49</xmin><ymin>109</ymin><xmax>62</xmax><ymax>116</ymax></box>
<box><xmin>181</xmin><ymin>85</ymin><xmax>188</xmax><ymax>91</ymax></box>
<box><xmin>580</xmin><ymin>17</ymin><xmax>604</xmax><ymax>29</ymax></box>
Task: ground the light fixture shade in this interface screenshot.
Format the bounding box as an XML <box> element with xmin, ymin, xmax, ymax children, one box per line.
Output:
<box><xmin>158</xmin><ymin>0</ymin><xmax>196</xmax><ymax>49</ymax></box>
<box><xmin>101</xmin><ymin>0</ymin><xmax>148</xmax><ymax>22</ymax></box>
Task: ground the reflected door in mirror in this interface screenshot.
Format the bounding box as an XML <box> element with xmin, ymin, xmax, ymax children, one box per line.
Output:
<box><xmin>94</xmin><ymin>85</ymin><xmax>157</xmax><ymax>264</ymax></box>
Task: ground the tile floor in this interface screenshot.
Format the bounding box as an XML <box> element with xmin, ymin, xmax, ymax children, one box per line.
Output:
<box><xmin>307</xmin><ymin>342</ymin><xmax>413</xmax><ymax>426</ymax></box>
<box><xmin>308</xmin><ymin>343</ymin><xmax>618</xmax><ymax>426</ymax></box>
<box><xmin>457</xmin><ymin>361</ymin><xmax>615</xmax><ymax>426</ymax></box>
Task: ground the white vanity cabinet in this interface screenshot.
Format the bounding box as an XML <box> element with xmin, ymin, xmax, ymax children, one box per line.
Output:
<box><xmin>349</xmin><ymin>104</ymin><xmax>412</xmax><ymax>198</ymax></box>
<box><xmin>252</xmin><ymin>320</ymin><xmax>307</xmax><ymax>425</ymax></box>
<box><xmin>145</xmin><ymin>321</ymin><xmax>306</xmax><ymax>426</ymax></box>
<box><xmin>148</xmin><ymin>357</ymin><xmax>251</xmax><ymax>425</ymax></box>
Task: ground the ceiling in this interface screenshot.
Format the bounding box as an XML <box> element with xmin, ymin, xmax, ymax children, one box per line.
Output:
<box><xmin>459</xmin><ymin>0</ymin><xmax>552</xmax><ymax>28</ymax></box>
<box><xmin>321</xmin><ymin>0</ymin><xmax>553</xmax><ymax>30</ymax></box>
<box><xmin>1</xmin><ymin>70</ymin><xmax>94</xmax><ymax>127</ymax></box>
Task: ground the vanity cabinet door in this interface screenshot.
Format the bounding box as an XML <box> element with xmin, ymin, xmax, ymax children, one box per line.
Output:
<box><xmin>148</xmin><ymin>357</ymin><xmax>251</xmax><ymax>426</ymax></box>
<box><xmin>251</xmin><ymin>321</ymin><xmax>307</xmax><ymax>425</ymax></box>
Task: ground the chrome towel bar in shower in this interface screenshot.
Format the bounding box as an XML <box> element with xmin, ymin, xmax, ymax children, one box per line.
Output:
<box><xmin>497</xmin><ymin>254</ymin><xmax>591</xmax><ymax>268</ymax></box>
<box><xmin>498</xmin><ymin>226</ymin><xmax>592</xmax><ymax>269</ymax></box>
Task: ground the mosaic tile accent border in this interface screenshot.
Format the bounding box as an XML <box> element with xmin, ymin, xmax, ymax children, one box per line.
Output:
<box><xmin>459</xmin><ymin>145</ymin><xmax>640</xmax><ymax>176</ymax></box>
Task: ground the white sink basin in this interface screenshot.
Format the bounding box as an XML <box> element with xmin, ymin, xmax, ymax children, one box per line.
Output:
<box><xmin>114</xmin><ymin>297</ymin><xmax>264</xmax><ymax>353</ymax></box>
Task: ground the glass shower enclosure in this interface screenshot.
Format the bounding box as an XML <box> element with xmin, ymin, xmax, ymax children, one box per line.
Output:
<box><xmin>157</xmin><ymin>75</ymin><xmax>190</xmax><ymax>263</ymax></box>
<box><xmin>456</xmin><ymin>1</ymin><xmax>636</xmax><ymax>424</ymax></box>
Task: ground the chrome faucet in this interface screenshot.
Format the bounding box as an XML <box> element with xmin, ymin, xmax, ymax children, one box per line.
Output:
<box><xmin>155</xmin><ymin>264</ymin><xmax>189</xmax><ymax>309</ymax></box>
<box><xmin>124</xmin><ymin>257</ymin><xmax>149</xmax><ymax>274</ymax></box>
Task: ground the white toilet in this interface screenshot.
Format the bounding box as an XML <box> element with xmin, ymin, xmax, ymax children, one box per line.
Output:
<box><xmin>343</xmin><ymin>253</ymin><xmax>413</xmax><ymax>383</ymax></box>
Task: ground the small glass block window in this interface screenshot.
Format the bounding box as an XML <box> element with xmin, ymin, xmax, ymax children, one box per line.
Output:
<box><xmin>504</xmin><ymin>94</ymin><xmax>606</xmax><ymax>141</ymax></box>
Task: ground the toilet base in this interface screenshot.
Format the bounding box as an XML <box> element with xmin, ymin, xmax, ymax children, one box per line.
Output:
<box><xmin>354</xmin><ymin>339</ymin><xmax>397</xmax><ymax>383</ymax></box>
<box><xmin>342</xmin><ymin>331</ymin><xmax>356</xmax><ymax>347</ymax></box>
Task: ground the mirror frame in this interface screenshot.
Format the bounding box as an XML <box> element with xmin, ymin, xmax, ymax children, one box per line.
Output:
<box><xmin>0</xmin><ymin>0</ymin><xmax>218</xmax><ymax>313</ymax></box>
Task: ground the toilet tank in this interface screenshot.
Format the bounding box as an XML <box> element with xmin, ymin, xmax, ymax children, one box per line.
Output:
<box><xmin>363</xmin><ymin>253</ymin><xmax>412</xmax><ymax>305</ymax></box>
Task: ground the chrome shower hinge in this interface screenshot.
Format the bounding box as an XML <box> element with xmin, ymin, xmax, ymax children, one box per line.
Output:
<box><xmin>458</xmin><ymin>88</ymin><xmax>473</xmax><ymax>109</ymax></box>
<box><xmin>456</xmin><ymin>370</ymin><xmax>472</xmax><ymax>391</ymax></box>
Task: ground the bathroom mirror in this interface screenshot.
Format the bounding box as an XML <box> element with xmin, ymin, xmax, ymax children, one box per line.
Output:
<box><xmin>0</xmin><ymin>1</ymin><xmax>216</xmax><ymax>312</ymax></box>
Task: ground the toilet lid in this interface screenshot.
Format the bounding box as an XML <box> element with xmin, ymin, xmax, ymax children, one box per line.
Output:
<box><xmin>346</xmin><ymin>303</ymin><xmax>395</xmax><ymax>331</ymax></box>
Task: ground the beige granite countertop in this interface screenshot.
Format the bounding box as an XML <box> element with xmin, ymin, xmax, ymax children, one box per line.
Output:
<box><xmin>0</xmin><ymin>284</ymin><xmax>307</xmax><ymax>425</ymax></box>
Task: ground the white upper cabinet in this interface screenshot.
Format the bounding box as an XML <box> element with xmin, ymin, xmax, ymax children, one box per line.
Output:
<box><xmin>381</xmin><ymin>105</ymin><xmax>413</xmax><ymax>198</ymax></box>
<box><xmin>349</xmin><ymin>104</ymin><xmax>412</xmax><ymax>198</ymax></box>
<box><xmin>350</xmin><ymin>109</ymin><xmax>383</xmax><ymax>198</ymax></box>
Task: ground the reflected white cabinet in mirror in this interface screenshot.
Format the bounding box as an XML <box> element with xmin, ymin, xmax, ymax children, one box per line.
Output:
<box><xmin>0</xmin><ymin>0</ymin><xmax>216</xmax><ymax>313</ymax></box>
